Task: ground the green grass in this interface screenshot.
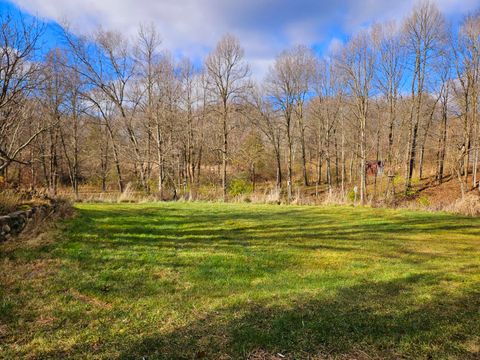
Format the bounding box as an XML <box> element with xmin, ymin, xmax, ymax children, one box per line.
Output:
<box><xmin>1</xmin><ymin>202</ymin><xmax>479</xmax><ymax>359</ymax></box>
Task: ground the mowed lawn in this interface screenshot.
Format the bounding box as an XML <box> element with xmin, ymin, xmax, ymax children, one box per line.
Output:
<box><xmin>1</xmin><ymin>203</ymin><xmax>479</xmax><ymax>359</ymax></box>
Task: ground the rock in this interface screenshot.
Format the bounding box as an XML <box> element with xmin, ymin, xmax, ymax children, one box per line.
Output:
<box><xmin>0</xmin><ymin>201</ymin><xmax>60</xmax><ymax>242</ymax></box>
<box><xmin>3</xmin><ymin>211</ymin><xmax>30</xmax><ymax>234</ymax></box>
<box><xmin>10</xmin><ymin>211</ymin><xmax>26</xmax><ymax>218</ymax></box>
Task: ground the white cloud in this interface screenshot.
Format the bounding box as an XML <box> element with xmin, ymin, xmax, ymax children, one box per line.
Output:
<box><xmin>9</xmin><ymin>0</ymin><xmax>479</xmax><ymax>78</ymax></box>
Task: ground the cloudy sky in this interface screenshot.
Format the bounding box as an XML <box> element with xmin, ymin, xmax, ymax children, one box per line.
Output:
<box><xmin>2</xmin><ymin>0</ymin><xmax>479</xmax><ymax>77</ymax></box>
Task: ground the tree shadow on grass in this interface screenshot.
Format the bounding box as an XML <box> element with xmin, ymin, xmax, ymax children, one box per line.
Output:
<box><xmin>53</xmin><ymin>205</ymin><xmax>480</xmax><ymax>303</ymax></box>
<box><xmin>70</xmin><ymin>206</ymin><xmax>480</xmax><ymax>246</ymax></box>
<box><xmin>63</xmin><ymin>206</ymin><xmax>479</xmax><ymax>277</ymax></box>
<box><xmin>13</xmin><ymin>205</ymin><xmax>480</xmax><ymax>359</ymax></box>
<box><xmin>72</xmin><ymin>205</ymin><xmax>480</xmax><ymax>241</ymax></box>
<box><xmin>113</xmin><ymin>274</ymin><xmax>480</xmax><ymax>359</ymax></box>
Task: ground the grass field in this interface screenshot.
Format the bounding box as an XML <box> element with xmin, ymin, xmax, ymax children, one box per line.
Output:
<box><xmin>1</xmin><ymin>202</ymin><xmax>479</xmax><ymax>359</ymax></box>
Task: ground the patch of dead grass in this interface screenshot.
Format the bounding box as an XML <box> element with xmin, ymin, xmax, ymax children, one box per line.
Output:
<box><xmin>69</xmin><ymin>289</ymin><xmax>112</xmax><ymax>310</ymax></box>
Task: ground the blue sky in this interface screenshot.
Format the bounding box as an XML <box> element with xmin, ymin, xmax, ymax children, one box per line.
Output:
<box><xmin>1</xmin><ymin>0</ymin><xmax>479</xmax><ymax>78</ymax></box>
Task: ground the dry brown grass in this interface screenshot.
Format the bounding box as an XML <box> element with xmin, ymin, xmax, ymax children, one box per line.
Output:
<box><xmin>322</xmin><ymin>189</ymin><xmax>348</xmax><ymax>205</ymax></box>
<box><xmin>0</xmin><ymin>190</ymin><xmax>22</xmax><ymax>215</ymax></box>
<box><xmin>246</xmin><ymin>348</ymin><xmax>398</xmax><ymax>360</ymax></box>
<box><xmin>445</xmin><ymin>193</ymin><xmax>480</xmax><ymax>216</ymax></box>
<box><xmin>232</xmin><ymin>187</ymin><xmax>282</xmax><ymax>204</ymax></box>
<box><xmin>49</xmin><ymin>173</ymin><xmax>480</xmax><ymax>217</ymax></box>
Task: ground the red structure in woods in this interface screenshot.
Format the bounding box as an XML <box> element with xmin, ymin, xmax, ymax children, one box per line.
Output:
<box><xmin>366</xmin><ymin>161</ymin><xmax>384</xmax><ymax>176</ymax></box>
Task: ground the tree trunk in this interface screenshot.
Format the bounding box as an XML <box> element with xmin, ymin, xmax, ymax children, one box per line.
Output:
<box><xmin>222</xmin><ymin>102</ymin><xmax>228</xmax><ymax>202</ymax></box>
<box><xmin>275</xmin><ymin>145</ymin><xmax>282</xmax><ymax>190</ymax></box>
<box><xmin>300</xmin><ymin>122</ymin><xmax>308</xmax><ymax>186</ymax></box>
<box><xmin>360</xmin><ymin>114</ymin><xmax>367</xmax><ymax>204</ymax></box>
<box><xmin>341</xmin><ymin>121</ymin><xmax>346</xmax><ymax>196</ymax></box>
<box><xmin>106</xmin><ymin>124</ymin><xmax>124</xmax><ymax>193</ymax></box>
<box><xmin>286</xmin><ymin>114</ymin><xmax>293</xmax><ymax>203</ymax></box>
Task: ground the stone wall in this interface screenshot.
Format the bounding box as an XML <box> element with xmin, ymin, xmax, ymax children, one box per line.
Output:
<box><xmin>0</xmin><ymin>203</ymin><xmax>55</xmax><ymax>241</ymax></box>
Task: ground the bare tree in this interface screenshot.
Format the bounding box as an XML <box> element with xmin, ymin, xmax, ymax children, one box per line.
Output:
<box><xmin>313</xmin><ymin>58</ymin><xmax>343</xmax><ymax>193</ymax></box>
<box><xmin>60</xmin><ymin>60</ymin><xmax>84</xmax><ymax>197</ymax></box>
<box><xmin>136</xmin><ymin>23</ymin><xmax>162</xmax><ymax>192</ymax></box>
<box><xmin>179</xmin><ymin>58</ymin><xmax>200</xmax><ymax>198</ymax></box>
<box><xmin>0</xmin><ymin>13</ymin><xmax>46</xmax><ymax>173</ymax></box>
<box><xmin>338</xmin><ymin>30</ymin><xmax>376</xmax><ymax>204</ymax></box>
<box><xmin>153</xmin><ymin>53</ymin><xmax>181</xmax><ymax>198</ymax></box>
<box><xmin>87</xmin><ymin>90</ymin><xmax>125</xmax><ymax>193</ymax></box>
<box><xmin>436</xmin><ymin>62</ymin><xmax>451</xmax><ymax>184</ymax></box>
<box><xmin>452</xmin><ymin>13</ymin><xmax>480</xmax><ymax>189</ymax></box>
<box><xmin>403</xmin><ymin>0</ymin><xmax>446</xmax><ymax>194</ymax></box>
<box><xmin>292</xmin><ymin>46</ymin><xmax>316</xmax><ymax>186</ymax></box>
<box><xmin>267</xmin><ymin>46</ymin><xmax>315</xmax><ymax>201</ymax></box>
<box><xmin>38</xmin><ymin>49</ymin><xmax>69</xmax><ymax>195</ymax></box>
<box><xmin>372</xmin><ymin>21</ymin><xmax>405</xmax><ymax>176</ymax></box>
<box><xmin>250</xmin><ymin>87</ymin><xmax>283</xmax><ymax>189</ymax></box>
<box><xmin>205</xmin><ymin>34</ymin><xmax>250</xmax><ymax>201</ymax></box>
<box><xmin>64</xmin><ymin>28</ymin><xmax>146</xmax><ymax>192</ymax></box>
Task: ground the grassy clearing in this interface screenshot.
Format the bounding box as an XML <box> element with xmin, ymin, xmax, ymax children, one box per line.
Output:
<box><xmin>1</xmin><ymin>202</ymin><xmax>479</xmax><ymax>359</ymax></box>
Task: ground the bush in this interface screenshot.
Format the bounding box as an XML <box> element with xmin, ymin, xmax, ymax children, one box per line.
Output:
<box><xmin>406</xmin><ymin>189</ymin><xmax>418</xmax><ymax>197</ymax></box>
<box><xmin>393</xmin><ymin>175</ymin><xmax>403</xmax><ymax>187</ymax></box>
<box><xmin>228</xmin><ymin>179</ymin><xmax>253</xmax><ymax>197</ymax></box>
<box><xmin>347</xmin><ymin>189</ymin><xmax>356</xmax><ymax>203</ymax></box>
<box><xmin>417</xmin><ymin>196</ymin><xmax>430</xmax><ymax>207</ymax></box>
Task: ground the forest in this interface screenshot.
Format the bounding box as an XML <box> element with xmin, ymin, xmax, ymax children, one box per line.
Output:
<box><xmin>1</xmin><ymin>1</ymin><xmax>479</xmax><ymax>208</ymax></box>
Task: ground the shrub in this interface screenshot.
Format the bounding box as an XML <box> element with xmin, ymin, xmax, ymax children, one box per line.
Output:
<box><xmin>405</xmin><ymin>187</ymin><xmax>418</xmax><ymax>197</ymax></box>
<box><xmin>417</xmin><ymin>196</ymin><xmax>430</xmax><ymax>207</ymax></box>
<box><xmin>393</xmin><ymin>175</ymin><xmax>403</xmax><ymax>187</ymax></box>
<box><xmin>347</xmin><ymin>189</ymin><xmax>356</xmax><ymax>203</ymax></box>
<box><xmin>228</xmin><ymin>179</ymin><xmax>253</xmax><ymax>197</ymax></box>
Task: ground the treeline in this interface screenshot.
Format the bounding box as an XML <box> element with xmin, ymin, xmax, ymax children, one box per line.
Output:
<box><xmin>1</xmin><ymin>1</ymin><xmax>479</xmax><ymax>203</ymax></box>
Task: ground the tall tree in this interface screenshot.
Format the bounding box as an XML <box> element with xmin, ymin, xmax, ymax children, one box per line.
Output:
<box><xmin>0</xmin><ymin>13</ymin><xmax>46</xmax><ymax>173</ymax></box>
<box><xmin>205</xmin><ymin>34</ymin><xmax>250</xmax><ymax>201</ymax></box>
<box><xmin>372</xmin><ymin>21</ymin><xmax>405</xmax><ymax>176</ymax></box>
<box><xmin>250</xmin><ymin>87</ymin><xmax>283</xmax><ymax>189</ymax></box>
<box><xmin>292</xmin><ymin>46</ymin><xmax>316</xmax><ymax>186</ymax></box>
<box><xmin>154</xmin><ymin>53</ymin><xmax>180</xmax><ymax>198</ymax></box>
<box><xmin>267</xmin><ymin>46</ymin><xmax>314</xmax><ymax>201</ymax></box>
<box><xmin>136</xmin><ymin>23</ymin><xmax>163</xmax><ymax>193</ymax></box>
<box><xmin>338</xmin><ymin>30</ymin><xmax>376</xmax><ymax>204</ymax></box>
<box><xmin>403</xmin><ymin>0</ymin><xmax>446</xmax><ymax>193</ymax></box>
<box><xmin>64</xmin><ymin>28</ymin><xmax>143</xmax><ymax>192</ymax></box>
<box><xmin>453</xmin><ymin>13</ymin><xmax>480</xmax><ymax>189</ymax></box>
<box><xmin>39</xmin><ymin>49</ymin><xmax>69</xmax><ymax>196</ymax></box>
<box><xmin>313</xmin><ymin>58</ymin><xmax>343</xmax><ymax>193</ymax></box>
